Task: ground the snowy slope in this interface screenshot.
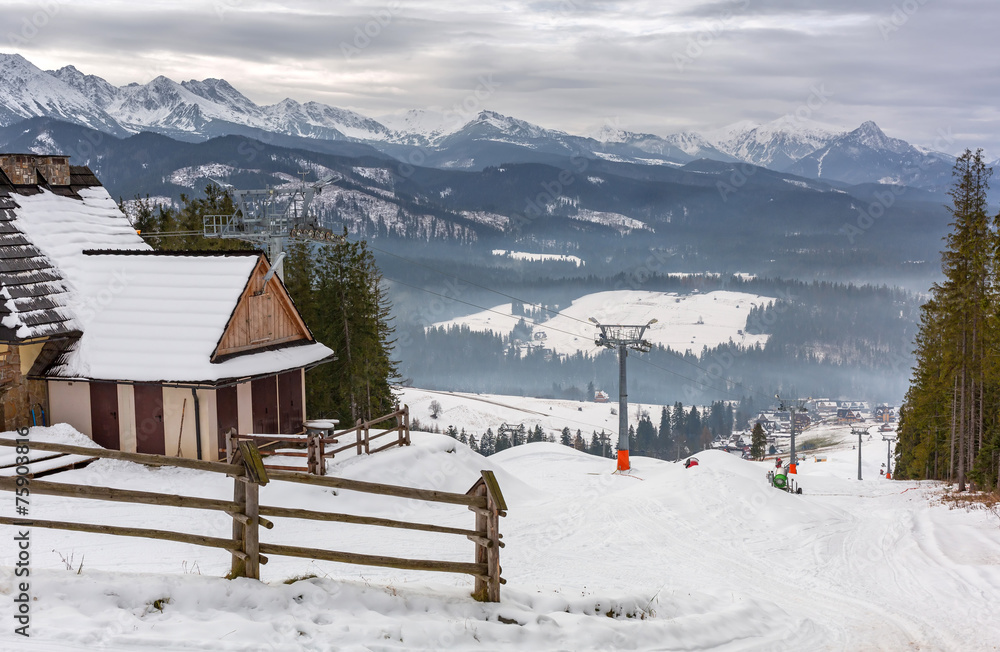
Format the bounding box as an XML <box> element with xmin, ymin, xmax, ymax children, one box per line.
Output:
<box><xmin>0</xmin><ymin>421</ymin><xmax>997</xmax><ymax>650</ymax></box>
<box><xmin>433</xmin><ymin>289</ymin><xmax>772</xmax><ymax>355</ymax></box>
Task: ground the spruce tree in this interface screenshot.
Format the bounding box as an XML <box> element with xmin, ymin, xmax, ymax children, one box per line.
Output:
<box><xmin>750</xmin><ymin>423</ymin><xmax>767</xmax><ymax>460</ymax></box>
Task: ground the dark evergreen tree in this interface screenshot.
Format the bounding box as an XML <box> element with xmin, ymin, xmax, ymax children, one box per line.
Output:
<box><xmin>750</xmin><ymin>422</ymin><xmax>767</xmax><ymax>460</ymax></box>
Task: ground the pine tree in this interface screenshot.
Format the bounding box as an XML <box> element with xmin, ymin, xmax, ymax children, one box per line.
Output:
<box><xmin>750</xmin><ymin>422</ymin><xmax>767</xmax><ymax>460</ymax></box>
<box><xmin>560</xmin><ymin>427</ymin><xmax>572</xmax><ymax>446</ymax></box>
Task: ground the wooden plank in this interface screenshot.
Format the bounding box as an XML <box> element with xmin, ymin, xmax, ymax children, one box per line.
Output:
<box><xmin>258</xmin><ymin>504</ymin><xmax>483</xmax><ymax>537</ymax></box>
<box><xmin>237</xmin><ymin>441</ymin><xmax>269</xmax><ymax>486</ymax></box>
<box><xmin>0</xmin><ymin>438</ymin><xmax>243</xmax><ymax>476</ymax></box>
<box><xmin>262</xmin><ymin>464</ymin><xmax>309</xmax><ymax>472</ymax></box>
<box><xmin>326</xmin><ymin>442</ymin><xmax>356</xmax><ymax>456</ymax></box>
<box><xmin>367</xmin><ymin>428</ymin><xmax>397</xmax><ymax>442</ymax></box>
<box><xmin>265</xmin><ymin>468</ymin><xmax>488</xmax><ymax>507</ymax></box>
<box><xmin>0</xmin><ymin>476</ymin><xmax>238</xmax><ymax>512</ymax></box>
<box><xmin>481</xmin><ymin>470</ymin><xmax>508</xmax><ymax>512</ymax></box>
<box><xmin>369</xmin><ymin>439</ymin><xmax>401</xmax><ymax>455</ymax></box>
<box><xmin>259</xmin><ymin>542</ymin><xmax>488</xmax><ymax>577</ymax></box>
<box><xmin>0</xmin><ymin>515</ymin><xmax>235</xmax><ymax>551</ymax></box>
<box><xmin>0</xmin><ymin>454</ymin><xmax>96</xmax><ymax>478</ymax></box>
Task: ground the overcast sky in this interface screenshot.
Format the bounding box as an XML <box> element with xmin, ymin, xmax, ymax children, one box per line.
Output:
<box><xmin>3</xmin><ymin>0</ymin><xmax>998</xmax><ymax>155</ymax></box>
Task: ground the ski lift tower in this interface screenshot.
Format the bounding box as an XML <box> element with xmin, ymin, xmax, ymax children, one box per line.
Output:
<box><xmin>590</xmin><ymin>318</ymin><xmax>657</xmax><ymax>471</ymax></box>
<box><xmin>882</xmin><ymin>431</ymin><xmax>896</xmax><ymax>479</ymax></box>
<box><xmin>203</xmin><ymin>173</ymin><xmax>343</xmax><ymax>280</ymax></box>
<box><xmin>852</xmin><ymin>424</ymin><xmax>871</xmax><ymax>481</ymax></box>
<box><xmin>776</xmin><ymin>395</ymin><xmax>810</xmax><ymax>474</ymax></box>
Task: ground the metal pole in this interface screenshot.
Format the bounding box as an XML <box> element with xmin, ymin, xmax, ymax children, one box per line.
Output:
<box><xmin>617</xmin><ymin>343</ymin><xmax>629</xmax><ymax>470</ymax></box>
<box><xmin>789</xmin><ymin>407</ymin><xmax>797</xmax><ymax>473</ymax></box>
<box><xmin>858</xmin><ymin>430</ymin><xmax>863</xmax><ymax>481</ymax></box>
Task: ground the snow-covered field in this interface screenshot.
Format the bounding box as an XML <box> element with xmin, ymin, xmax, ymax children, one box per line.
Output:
<box><xmin>1</xmin><ymin>415</ymin><xmax>999</xmax><ymax>651</ymax></box>
<box><xmin>491</xmin><ymin>250</ymin><xmax>585</xmax><ymax>267</ymax></box>
<box><xmin>432</xmin><ymin>290</ymin><xmax>772</xmax><ymax>355</ymax></box>
<box><xmin>398</xmin><ymin>386</ymin><xmax>662</xmax><ymax>439</ymax></box>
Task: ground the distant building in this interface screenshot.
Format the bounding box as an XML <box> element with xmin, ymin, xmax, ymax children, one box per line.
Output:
<box><xmin>594</xmin><ymin>390</ymin><xmax>609</xmax><ymax>403</ymax></box>
<box><xmin>837</xmin><ymin>408</ymin><xmax>865</xmax><ymax>424</ymax></box>
<box><xmin>874</xmin><ymin>405</ymin><xmax>896</xmax><ymax>423</ymax></box>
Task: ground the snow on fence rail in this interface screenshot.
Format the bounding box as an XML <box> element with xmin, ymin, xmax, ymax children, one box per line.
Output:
<box><xmin>0</xmin><ymin>435</ymin><xmax>506</xmax><ymax>602</ymax></box>
<box><xmin>227</xmin><ymin>406</ymin><xmax>411</xmax><ymax>475</ymax></box>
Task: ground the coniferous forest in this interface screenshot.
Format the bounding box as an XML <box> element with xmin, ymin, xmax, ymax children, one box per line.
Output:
<box><xmin>898</xmin><ymin>150</ymin><xmax>1000</xmax><ymax>490</ymax></box>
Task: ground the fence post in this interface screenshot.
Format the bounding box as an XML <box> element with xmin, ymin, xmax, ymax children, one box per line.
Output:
<box><xmin>355</xmin><ymin>419</ymin><xmax>363</xmax><ymax>455</ymax></box>
<box><xmin>230</xmin><ymin>441</ymin><xmax>268</xmax><ymax>580</ymax></box>
<box><xmin>404</xmin><ymin>405</ymin><xmax>411</xmax><ymax>445</ymax></box>
<box><xmin>244</xmin><ymin>479</ymin><xmax>260</xmax><ymax>579</ymax></box>
<box><xmin>317</xmin><ymin>434</ymin><xmax>326</xmax><ymax>476</ymax></box>
<box><xmin>469</xmin><ymin>470</ymin><xmax>506</xmax><ymax>602</ymax></box>
<box><xmin>230</xmin><ymin>473</ymin><xmax>247</xmax><ymax>578</ymax></box>
<box><xmin>365</xmin><ymin>421</ymin><xmax>371</xmax><ymax>454</ymax></box>
<box><xmin>471</xmin><ymin>481</ymin><xmax>489</xmax><ymax>601</ymax></box>
<box><xmin>307</xmin><ymin>436</ymin><xmax>317</xmax><ymax>475</ymax></box>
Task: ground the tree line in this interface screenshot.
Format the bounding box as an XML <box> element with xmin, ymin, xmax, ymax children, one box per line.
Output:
<box><xmin>423</xmin><ymin>399</ymin><xmax>748</xmax><ymax>461</ymax></box>
<box><xmin>898</xmin><ymin>150</ymin><xmax>1000</xmax><ymax>490</ymax></box>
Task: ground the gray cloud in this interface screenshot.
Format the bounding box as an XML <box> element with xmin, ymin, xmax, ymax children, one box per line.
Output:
<box><xmin>1</xmin><ymin>0</ymin><xmax>997</xmax><ymax>155</ymax></box>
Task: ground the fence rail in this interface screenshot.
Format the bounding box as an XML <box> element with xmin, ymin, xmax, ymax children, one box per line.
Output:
<box><xmin>0</xmin><ymin>432</ymin><xmax>505</xmax><ymax>601</ymax></box>
<box><xmin>229</xmin><ymin>406</ymin><xmax>411</xmax><ymax>475</ymax></box>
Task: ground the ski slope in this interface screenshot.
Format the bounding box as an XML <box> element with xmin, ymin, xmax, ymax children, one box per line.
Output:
<box><xmin>1</xmin><ymin>420</ymin><xmax>998</xmax><ymax>651</ymax></box>
<box><xmin>432</xmin><ymin>290</ymin><xmax>772</xmax><ymax>355</ymax></box>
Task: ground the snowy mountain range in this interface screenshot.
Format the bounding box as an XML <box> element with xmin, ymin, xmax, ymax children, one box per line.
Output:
<box><xmin>0</xmin><ymin>53</ymin><xmax>958</xmax><ymax>190</ymax></box>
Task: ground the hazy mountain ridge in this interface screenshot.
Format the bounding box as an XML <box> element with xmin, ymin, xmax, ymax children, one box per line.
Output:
<box><xmin>0</xmin><ymin>54</ymin><xmax>959</xmax><ymax>191</ymax></box>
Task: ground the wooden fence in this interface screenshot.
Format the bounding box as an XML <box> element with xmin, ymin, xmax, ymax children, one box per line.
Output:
<box><xmin>0</xmin><ymin>435</ymin><xmax>505</xmax><ymax>601</ymax></box>
<box><xmin>229</xmin><ymin>406</ymin><xmax>411</xmax><ymax>476</ymax></box>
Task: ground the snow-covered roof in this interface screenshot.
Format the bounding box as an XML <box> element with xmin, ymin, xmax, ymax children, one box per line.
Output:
<box><xmin>0</xmin><ymin>193</ymin><xmax>77</xmax><ymax>340</ymax></box>
<box><xmin>0</xmin><ymin>183</ymin><xmax>149</xmax><ymax>340</ymax></box>
<box><xmin>10</xmin><ymin>186</ymin><xmax>151</xmax><ymax>291</ymax></box>
<box><xmin>46</xmin><ymin>251</ymin><xmax>334</xmax><ymax>383</ymax></box>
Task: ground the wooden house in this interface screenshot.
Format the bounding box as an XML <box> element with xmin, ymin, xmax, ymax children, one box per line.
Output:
<box><xmin>0</xmin><ymin>153</ymin><xmax>335</xmax><ymax>460</ymax></box>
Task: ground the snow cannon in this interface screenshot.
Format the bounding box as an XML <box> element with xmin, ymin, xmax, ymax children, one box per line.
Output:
<box><xmin>684</xmin><ymin>457</ymin><xmax>699</xmax><ymax>469</ymax></box>
<box><xmin>767</xmin><ymin>470</ymin><xmax>803</xmax><ymax>494</ymax></box>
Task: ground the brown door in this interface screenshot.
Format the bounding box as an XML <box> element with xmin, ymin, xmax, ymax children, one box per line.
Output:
<box><xmin>133</xmin><ymin>384</ymin><xmax>165</xmax><ymax>455</ymax></box>
<box><xmin>216</xmin><ymin>385</ymin><xmax>238</xmax><ymax>460</ymax></box>
<box><xmin>277</xmin><ymin>370</ymin><xmax>303</xmax><ymax>434</ymax></box>
<box><xmin>89</xmin><ymin>382</ymin><xmax>120</xmax><ymax>449</ymax></box>
<box><xmin>251</xmin><ymin>376</ymin><xmax>278</xmax><ymax>434</ymax></box>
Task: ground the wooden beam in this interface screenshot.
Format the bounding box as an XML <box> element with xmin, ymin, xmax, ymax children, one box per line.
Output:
<box><xmin>265</xmin><ymin>469</ymin><xmax>487</xmax><ymax>507</ymax></box>
<box><xmin>0</xmin><ymin>438</ymin><xmax>242</xmax><ymax>476</ymax></box>
<box><xmin>259</xmin><ymin>542</ymin><xmax>488</xmax><ymax>577</ymax></box>
<box><xmin>0</xmin><ymin>476</ymin><xmax>237</xmax><ymax>512</ymax></box>
<box><xmin>0</xmin><ymin>515</ymin><xmax>234</xmax><ymax>551</ymax></box>
<box><xmin>481</xmin><ymin>470</ymin><xmax>508</xmax><ymax>512</ymax></box>
<box><xmin>259</xmin><ymin>504</ymin><xmax>482</xmax><ymax>537</ymax></box>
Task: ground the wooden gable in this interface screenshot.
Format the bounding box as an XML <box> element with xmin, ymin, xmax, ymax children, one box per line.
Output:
<box><xmin>212</xmin><ymin>256</ymin><xmax>312</xmax><ymax>361</ymax></box>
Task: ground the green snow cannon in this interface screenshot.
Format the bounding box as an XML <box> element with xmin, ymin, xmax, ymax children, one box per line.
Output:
<box><xmin>772</xmin><ymin>473</ymin><xmax>788</xmax><ymax>489</ymax></box>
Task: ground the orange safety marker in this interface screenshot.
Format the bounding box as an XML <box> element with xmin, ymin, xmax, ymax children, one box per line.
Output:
<box><xmin>885</xmin><ymin>471</ymin><xmax>892</xmax><ymax>479</ymax></box>
<box><xmin>788</xmin><ymin>463</ymin><xmax>797</xmax><ymax>474</ymax></box>
<box><xmin>617</xmin><ymin>449</ymin><xmax>630</xmax><ymax>471</ymax></box>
